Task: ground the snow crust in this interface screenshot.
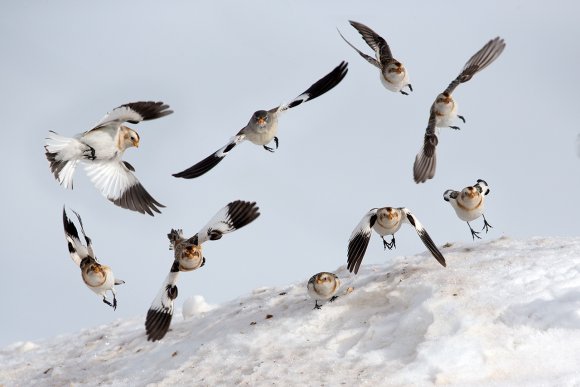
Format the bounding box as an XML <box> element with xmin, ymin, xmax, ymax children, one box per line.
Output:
<box><xmin>2</xmin><ymin>237</ymin><xmax>580</xmax><ymax>386</ymax></box>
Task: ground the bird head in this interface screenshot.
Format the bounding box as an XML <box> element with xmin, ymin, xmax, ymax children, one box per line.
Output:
<box><xmin>121</xmin><ymin>127</ymin><xmax>140</xmax><ymax>149</ymax></box>
<box><xmin>252</xmin><ymin>110</ymin><xmax>269</xmax><ymax>127</ymax></box>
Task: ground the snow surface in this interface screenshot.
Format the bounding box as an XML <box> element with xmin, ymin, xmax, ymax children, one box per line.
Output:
<box><xmin>2</xmin><ymin>236</ymin><xmax>580</xmax><ymax>386</ymax></box>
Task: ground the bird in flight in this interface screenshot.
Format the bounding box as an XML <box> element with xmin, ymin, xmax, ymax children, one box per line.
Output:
<box><xmin>62</xmin><ymin>207</ymin><xmax>125</xmax><ymax>310</ymax></box>
<box><xmin>413</xmin><ymin>37</ymin><xmax>505</xmax><ymax>183</ymax></box>
<box><xmin>347</xmin><ymin>207</ymin><xmax>446</xmax><ymax>274</ymax></box>
<box><xmin>444</xmin><ymin>179</ymin><xmax>492</xmax><ymax>240</ymax></box>
<box><xmin>307</xmin><ymin>272</ymin><xmax>341</xmax><ymax>310</ymax></box>
<box><xmin>45</xmin><ymin>101</ymin><xmax>173</xmax><ymax>215</ymax></box>
<box><xmin>173</xmin><ymin>61</ymin><xmax>348</xmax><ymax>179</ymax></box>
<box><xmin>338</xmin><ymin>20</ymin><xmax>411</xmax><ymax>95</ymax></box>
<box><xmin>145</xmin><ymin>200</ymin><xmax>260</xmax><ymax>341</ymax></box>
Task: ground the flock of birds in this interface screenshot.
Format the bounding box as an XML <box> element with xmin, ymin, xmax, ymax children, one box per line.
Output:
<box><xmin>45</xmin><ymin>21</ymin><xmax>505</xmax><ymax>341</ymax></box>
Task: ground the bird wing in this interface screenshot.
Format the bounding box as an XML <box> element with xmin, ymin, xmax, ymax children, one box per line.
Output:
<box><xmin>191</xmin><ymin>200</ymin><xmax>261</xmax><ymax>245</ymax></box>
<box><xmin>89</xmin><ymin>101</ymin><xmax>173</xmax><ymax>132</ymax></box>
<box><xmin>84</xmin><ymin>159</ymin><xmax>164</xmax><ymax>216</ymax></box>
<box><xmin>348</xmin><ymin>20</ymin><xmax>393</xmax><ymax>64</ymax></box>
<box><xmin>400</xmin><ymin>208</ymin><xmax>446</xmax><ymax>267</ymax></box>
<box><xmin>172</xmin><ymin>134</ymin><xmax>246</xmax><ymax>179</ymax></box>
<box><xmin>337</xmin><ymin>28</ymin><xmax>380</xmax><ymax>69</ymax></box>
<box><xmin>145</xmin><ymin>260</ymin><xmax>180</xmax><ymax>342</ymax></box>
<box><xmin>69</xmin><ymin>209</ymin><xmax>95</xmax><ymax>258</ymax></box>
<box><xmin>275</xmin><ymin>61</ymin><xmax>348</xmax><ymax>113</ymax></box>
<box><xmin>347</xmin><ymin>208</ymin><xmax>378</xmax><ymax>274</ymax></box>
<box><xmin>413</xmin><ymin>112</ymin><xmax>438</xmax><ymax>184</ymax></box>
<box><xmin>62</xmin><ymin>207</ymin><xmax>89</xmax><ymax>266</ymax></box>
<box><xmin>444</xmin><ymin>37</ymin><xmax>506</xmax><ymax>95</ymax></box>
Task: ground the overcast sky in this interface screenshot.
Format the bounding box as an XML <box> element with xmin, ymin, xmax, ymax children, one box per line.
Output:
<box><xmin>1</xmin><ymin>1</ymin><xmax>579</xmax><ymax>347</ymax></box>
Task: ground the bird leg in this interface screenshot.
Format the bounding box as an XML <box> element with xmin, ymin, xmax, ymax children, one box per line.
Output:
<box><xmin>329</xmin><ymin>296</ymin><xmax>339</xmax><ymax>303</ymax></box>
<box><xmin>102</xmin><ymin>296</ymin><xmax>114</xmax><ymax>309</ymax></box>
<box><xmin>408</xmin><ymin>84</ymin><xmax>413</xmax><ymax>92</ymax></box>
<box><xmin>449</xmin><ymin>125</ymin><xmax>461</xmax><ymax>130</ymax></box>
<box><xmin>263</xmin><ymin>137</ymin><xmax>279</xmax><ymax>153</ymax></box>
<box><xmin>481</xmin><ymin>215</ymin><xmax>493</xmax><ymax>233</ymax></box>
<box><xmin>382</xmin><ymin>235</ymin><xmax>396</xmax><ymax>250</ymax></box>
<box><xmin>458</xmin><ymin>115</ymin><xmax>466</xmax><ymax>123</ymax></box>
<box><xmin>313</xmin><ymin>300</ymin><xmax>322</xmax><ymax>310</ymax></box>
<box><xmin>400</xmin><ymin>90</ymin><xmax>409</xmax><ymax>96</ymax></box>
<box><xmin>467</xmin><ymin>222</ymin><xmax>482</xmax><ymax>240</ymax></box>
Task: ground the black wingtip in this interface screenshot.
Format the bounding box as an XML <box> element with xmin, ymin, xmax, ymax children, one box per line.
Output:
<box><xmin>145</xmin><ymin>308</ymin><xmax>173</xmax><ymax>342</ymax></box>
<box><xmin>110</xmin><ymin>183</ymin><xmax>165</xmax><ymax>216</ymax></box>
<box><xmin>173</xmin><ymin>153</ymin><xmax>225</xmax><ymax>179</ymax></box>
<box><xmin>122</xmin><ymin>101</ymin><xmax>174</xmax><ymax>123</ymax></box>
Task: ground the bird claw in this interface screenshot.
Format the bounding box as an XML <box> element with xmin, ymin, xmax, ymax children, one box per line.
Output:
<box><xmin>313</xmin><ymin>301</ymin><xmax>322</xmax><ymax>310</ymax></box>
<box><xmin>83</xmin><ymin>146</ymin><xmax>96</xmax><ymax>161</ymax></box>
<box><xmin>449</xmin><ymin>126</ymin><xmax>461</xmax><ymax>130</ymax></box>
<box><xmin>329</xmin><ymin>296</ymin><xmax>338</xmax><ymax>303</ymax></box>
<box><xmin>382</xmin><ymin>236</ymin><xmax>396</xmax><ymax>250</ymax></box>
<box><xmin>482</xmin><ymin>217</ymin><xmax>493</xmax><ymax>233</ymax></box>
<box><xmin>274</xmin><ymin>136</ymin><xmax>279</xmax><ymax>149</ymax></box>
<box><xmin>263</xmin><ymin>145</ymin><xmax>275</xmax><ymax>153</ymax></box>
<box><xmin>400</xmin><ymin>90</ymin><xmax>409</xmax><ymax>96</ymax></box>
<box><xmin>458</xmin><ymin>115</ymin><xmax>466</xmax><ymax>123</ymax></box>
<box><xmin>408</xmin><ymin>84</ymin><xmax>413</xmax><ymax>92</ymax></box>
<box><xmin>103</xmin><ymin>296</ymin><xmax>117</xmax><ymax>310</ymax></box>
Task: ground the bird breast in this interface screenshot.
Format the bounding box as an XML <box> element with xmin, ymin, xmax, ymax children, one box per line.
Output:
<box><xmin>178</xmin><ymin>244</ymin><xmax>204</xmax><ymax>271</ymax></box>
<box><xmin>244</xmin><ymin>118</ymin><xmax>279</xmax><ymax>146</ymax></box>
<box><xmin>380</xmin><ymin>67</ymin><xmax>408</xmax><ymax>92</ymax></box>
<box><xmin>433</xmin><ymin>99</ymin><xmax>458</xmax><ymax>127</ymax></box>
<box><xmin>451</xmin><ymin>194</ymin><xmax>485</xmax><ymax>221</ymax></box>
<box><xmin>82</xmin><ymin>264</ymin><xmax>113</xmax><ymax>290</ymax></box>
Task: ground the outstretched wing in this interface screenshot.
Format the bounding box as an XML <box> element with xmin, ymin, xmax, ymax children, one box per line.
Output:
<box><xmin>172</xmin><ymin>134</ymin><xmax>246</xmax><ymax>179</ymax></box>
<box><xmin>276</xmin><ymin>61</ymin><xmax>348</xmax><ymax>112</ymax></box>
<box><xmin>62</xmin><ymin>207</ymin><xmax>89</xmax><ymax>266</ymax></box>
<box><xmin>337</xmin><ymin>28</ymin><xmax>380</xmax><ymax>68</ymax></box>
<box><xmin>90</xmin><ymin>101</ymin><xmax>173</xmax><ymax>131</ymax></box>
<box><xmin>444</xmin><ymin>37</ymin><xmax>506</xmax><ymax>95</ymax></box>
<box><xmin>70</xmin><ymin>209</ymin><xmax>95</xmax><ymax>257</ymax></box>
<box><xmin>401</xmin><ymin>208</ymin><xmax>446</xmax><ymax>267</ymax></box>
<box><xmin>85</xmin><ymin>160</ymin><xmax>164</xmax><ymax>216</ymax></box>
<box><xmin>348</xmin><ymin>20</ymin><xmax>393</xmax><ymax>64</ymax></box>
<box><xmin>192</xmin><ymin>200</ymin><xmax>261</xmax><ymax>245</ymax></box>
<box><xmin>413</xmin><ymin>112</ymin><xmax>438</xmax><ymax>184</ymax></box>
<box><xmin>347</xmin><ymin>209</ymin><xmax>378</xmax><ymax>274</ymax></box>
<box><xmin>145</xmin><ymin>260</ymin><xmax>180</xmax><ymax>342</ymax></box>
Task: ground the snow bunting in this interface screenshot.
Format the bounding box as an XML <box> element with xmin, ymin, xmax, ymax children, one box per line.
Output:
<box><xmin>307</xmin><ymin>272</ymin><xmax>340</xmax><ymax>309</ymax></box>
<box><xmin>45</xmin><ymin>101</ymin><xmax>173</xmax><ymax>215</ymax></box>
<box><xmin>172</xmin><ymin>62</ymin><xmax>348</xmax><ymax>179</ymax></box>
<box><xmin>145</xmin><ymin>200</ymin><xmax>261</xmax><ymax>341</ymax></box>
<box><xmin>413</xmin><ymin>37</ymin><xmax>505</xmax><ymax>183</ymax></box>
<box><xmin>348</xmin><ymin>207</ymin><xmax>446</xmax><ymax>274</ymax></box>
<box><xmin>62</xmin><ymin>207</ymin><xmax>124</xmax><ymax>310</ymax></box>
<box><xmin>444</xmin><ymin>179</ymin><xmax>492</xmax><ymax>240</ymax></box>
<box><xmin>338</xmin><ymin>20</ymin><xmax>411</xmax><ymax>95</ymax></box>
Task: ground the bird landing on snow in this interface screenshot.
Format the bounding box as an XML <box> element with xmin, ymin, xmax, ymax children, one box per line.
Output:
<box><xmin>307</xmin><ymin>272</ymin><xmax>341</xmax><ymax>310</ymax></box>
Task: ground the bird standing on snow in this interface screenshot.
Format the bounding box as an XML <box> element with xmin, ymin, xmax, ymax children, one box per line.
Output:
<box><xmin>307</xmin><ymin>272</ymin><xmax>341</xmax><ymax>310</ymax></box>
<box><xmin>145</xmin><ymin>200</ymin><xmax>261</xmax><ymax>341</ymax></box>
<box><xmin>172</xmin><ymin>61</ymin><xmax>348</xmax><ymax>179</ymax></box>
<box><xmin>348</xmin><ymin>207</ymin><xmax>446</xmax><ymax>274</ymax></box>
<box><xmin>413</xmin><ymin>37</ymin><xmax>505</xmax><ymax>183</ymax></box>
<box><xmin>62</xmin><ymin>207</ymin><xmax>124</xmax><ymax>310</ymax></box>
<box><xmin>444</xmin><ymin>179</ymin><xmax>492</xmax><ymax>240</ymax></box>
<box><xmin>337</xmin><ymin>20</ymin><xmax>411</xmax><ymax>95</ymax></box>
<box><xmin>45</xmin><ymin>101</ymin><xmax>173</xmax><ymax>215</ymax></box>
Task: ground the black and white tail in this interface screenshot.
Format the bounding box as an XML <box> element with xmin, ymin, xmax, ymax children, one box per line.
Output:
<box><xmin>46</xmin><ymin>132</ymin><xmax>85</xmax><ymax>189</ymax></box>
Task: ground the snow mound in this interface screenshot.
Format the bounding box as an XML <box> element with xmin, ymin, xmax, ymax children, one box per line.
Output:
<box><xmin>1</xmin><ymin>236</ymin><xmax>580</xmax><ymax>386</ymax></box>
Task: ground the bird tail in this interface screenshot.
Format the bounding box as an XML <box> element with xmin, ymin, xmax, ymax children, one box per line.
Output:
<box><xmin>45</xmin><ymin>131</ymin><xmax>84</xmax><ymax>189</ymax></box>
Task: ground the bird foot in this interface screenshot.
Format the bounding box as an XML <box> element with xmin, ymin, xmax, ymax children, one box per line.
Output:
<box><xmin>408</xmin><ymin>84</ymin><xmax>413</xmax><ymax>92</ymax></box>
<box><xmin>382</xmin><ymin>236</ymin><xmax>396</xmax><ymax>250</ymax></box>
<box><xmin>263</xmin><ymin>145</ymin><xmax>275</xmax><ymax>153</ymax></box>
<box><xmin>313</xmin><ymin>301</ymin><xmax>322</xmax><ymax>310</ymax></box>
<box><xmin>83</xmin><ymin>146</ymin><xmax>96</xmax><ymax>161</ymax></box>
<box><xmin>103</xmin><ymin>296</ymin><xmax>117</xmax><ymax>310</ymax></box>
<box><xmin>458</xmin><ymin>115</ymin><xmax>466</xmax><ymax>123</ymax></box>
<box><xmin>449</xmin><ymin>126</ymin><xmax>461</xmax><ymax>130</ymax></box>
<box><xmin>329</xmin><ymin>296</ymin><xmax>338</xmax><ymax>303</ymax></box>
<box><xmin>400</xmin><ymin>90</ymin><xmax>409</xmax><ymax>96</ymax></box>
<box><xmin>482</xmin><ymin>217</ymin><xmax>493</xmax><ymax>233</ymax></box>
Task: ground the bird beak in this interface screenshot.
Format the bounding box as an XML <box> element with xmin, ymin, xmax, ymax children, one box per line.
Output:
<box><xmin>257</xmin><ymin>117</ymin><xmax>266</xmax><ymax>126</ymax></box>
<box><xmin>133</xmin><ymin>139</ymin><xmax>139</xmax><ymax>148</ymax></box>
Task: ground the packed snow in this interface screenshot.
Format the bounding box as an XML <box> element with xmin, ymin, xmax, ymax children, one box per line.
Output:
<box><xmin>2</xmin><ymin>236</ymin><xmax>580</xmax><ymax>386</ymax></box>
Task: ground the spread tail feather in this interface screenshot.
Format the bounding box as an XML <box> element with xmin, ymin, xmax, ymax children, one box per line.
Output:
<box><xmin>45</xmin><ymin>131</ymin><xmax>84</xmax><ymax>189</ymax></box>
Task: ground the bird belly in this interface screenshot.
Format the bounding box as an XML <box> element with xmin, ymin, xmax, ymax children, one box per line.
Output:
<box><xmin>373</xmin><ymin>222</ymin><xmax>402</xmax><ymax>237</ymax></box>
<box><xmin>308</xmin><ymin>281</ymin><xmax>336</xmax><ymax>300</ymax></box>
<box><xmin>83</xmin><ymin>268</ymin><xmax>114</xmax><ymax>294</ymax></box>
<box><xmin>451</xmin><ymin>200</ymin><xmax>484</xmax><ymax>222</ymax></box>
<box><xmin>380</xmin><ymin>70</ymin><xmax>408</xmax><ymax>92</ymax></box>
<box><xmin>434</xmin><ymin>101</ymin><xmax>458</xmax><ymax>128</ymax></box>
<box><xmin>245</xmin><ymin>123</ymin><xmax>278</xmax><ymax>146</ymax></box>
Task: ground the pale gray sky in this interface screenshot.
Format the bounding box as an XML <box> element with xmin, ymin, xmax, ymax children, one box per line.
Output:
<box><xmin>1</xmin><ymin>1</ymin><xmax>579</xmax><ymax>347</ymax></box>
